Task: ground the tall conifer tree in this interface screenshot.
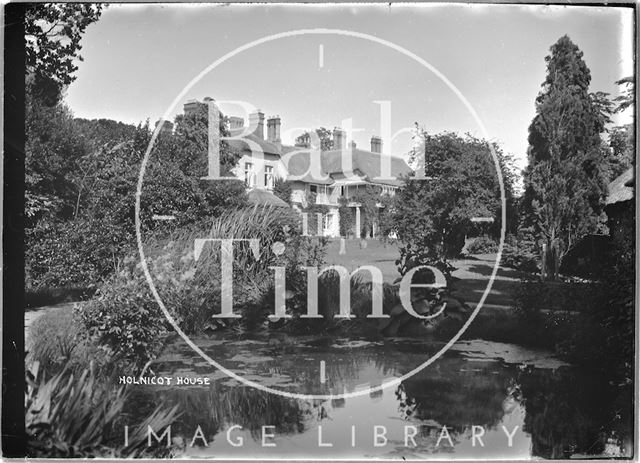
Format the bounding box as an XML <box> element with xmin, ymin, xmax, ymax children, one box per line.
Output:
<box><xmin>522</xmin><ymin>35</ymin><xmax>608</xmax><ymax>280</ymax></box>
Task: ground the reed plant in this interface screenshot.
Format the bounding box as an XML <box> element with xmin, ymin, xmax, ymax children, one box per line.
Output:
<box><xmin>25</xmin><ymin>361</ymin><xmax>180</xmax><ymax>457</ymax></box>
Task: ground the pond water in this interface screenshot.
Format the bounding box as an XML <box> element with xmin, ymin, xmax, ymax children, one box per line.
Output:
<box><xmin>126</xmin><ymin>336</ymin><xmax>633</xmax><ymax>459</ymax></box>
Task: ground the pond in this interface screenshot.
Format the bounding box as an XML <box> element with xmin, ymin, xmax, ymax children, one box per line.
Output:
<box><xmin>126</xmin><ymin>336</ymin><xmax>633</xmax><ymax>459</ymax></box>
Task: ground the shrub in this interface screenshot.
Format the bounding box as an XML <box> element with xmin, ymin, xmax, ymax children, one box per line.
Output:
<box><xmin>141</xmin><ymin>204</ymin><xmax>325</xmax><ymax>330</ymax></box>
<box><xmin>272</xmin><ymin>178</ymin><xmax>293</xmax><ymax>205</ymax></box>
<box><xmin>26</xmin><ymin>106</ymin><xmax>248</xmax><ymax>291</ymax></box>
<box><xmin>338</xmin><ymin>201</ymin><xmax>355</xmax><ymax>237</ymax></box>
<box><xmin>79</xmin><ymin>204</ymin><xmax>328</xmax><ymax>363</ymax></box>
<box><xmin>466</xmin><ymin>235</ymin><xmax>498</xmax><ymax>254</ymax></box>
<box><xmin>26</xmin><ymin>286</ymin><xmax>95</xmax><ymax>309</ymax></box>
<box><xmin>26</xmin><ymin>218</ymin><xmax>128</xmax><ymax>290</ymax></box>
<box><xmin>32</xmin><ymin>308</ymin><xmax>136</xmax><ymax>378</ymax></box>
<box><xmin>500</xmin><ymin>234</ymin><xmax>539</xmax><ymax>273</ymax></box>
<box><xmin>513</xmin><ymin>279</ymin><xmax>609</xmax><ymax>354</ymax></box>
<box><xmin>25</xmin><ymin>362</ymin><xmax>180</xmax><ymax>458</ymax></box>
<box><xmin>78</xmin><ymin>271</ymin><xmax>169</xmax><ymax>371</ymax></box>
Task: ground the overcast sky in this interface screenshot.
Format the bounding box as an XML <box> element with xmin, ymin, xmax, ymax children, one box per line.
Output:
<box><xmin>65</xmin><ymin>3</ymin><xmax>634</xmax><ymax>172</ymax></box>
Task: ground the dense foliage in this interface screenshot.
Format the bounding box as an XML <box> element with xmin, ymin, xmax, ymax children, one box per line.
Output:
<box><xmin>272</xmin><ymin>177</ymin><xmax>293</xmax><ymax>204</ymax></box>
<box><xmin>294</xmin><ymin>127</ymin><xmax>333</xmax><ymax>152</ymax></box>
<box><xmin>349</xmin><ymin>185</ymin><xmax>394</xmax><ymax>238</ymax></box>
<box><xmin>79</xmin><ymin>205</ymin><xmax>328</xmax><ymax>355</ymax></box>
<box><xmin>394</xmin><ymin>132</ymin><xmax>517</xmax><ymax>268</ymax></box>
<box><xmin>26</xmin><ymin>99</ymin><xmax>247</xmax><ymax>291</ymax></box>
<box><xmin>26</xmin><ymin>362</ymin><xmax>179</xmax><ymax>458</ymax></box>
<box><xmin>521</xmin><ymin>36</ymin><xmax>609</xmax><ymax>280</ymax></box>
<box><xmin>25</xmin><ymin>3</ymin><xmax>103</xmax><ymax>105</ymax></box>
<box><xmin>466</xmin><ymin>235</ymin><xmax>498</xmax><ymax>254</ymax></box>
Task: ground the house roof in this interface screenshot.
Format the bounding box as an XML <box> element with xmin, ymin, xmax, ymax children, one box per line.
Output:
<box><xmin>226</xmin><ymin>133</ymin><xmax>282</xmax><ymax>157</ymax></box>
<box><xmin>606</xmin><ymin>167</ymin><xmax>634</xmax><ymax>206</ymax></box>
<box><xmin>247</xmin><ymin>188</ymin><xmax>290</xmax><ymax>208</ymax></box>
<box><xmin>323</xmin><ymin>148</ymin><xmax>412</xmax><ymax>186</ymax></box>
<box><xmin>284</xmin><ymin>147</ymin><xmax>412</xmax><ymax>186</ymax></box>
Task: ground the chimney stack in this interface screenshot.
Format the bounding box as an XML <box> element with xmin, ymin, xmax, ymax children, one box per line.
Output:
<box><xmin>371</xmin><ymin>136</ymin><xmax>382</xmax><ymax>153</ymax></box>
<box><xmin>295</xmin><ymin>132</ymin><xmax>310</xmax><ymax>148</ymax></box>
<box><xmin>333</xmin><ymin>128</ymin><xmax>346</xmax><ymax>150</ymax></box>
<box><xmin>228</xmin><ymin>116</ymin><xmax>244</xmax><ymax>134</ymax></box>
<box><xmin>249</xmin><ymin>110</ymin><xmax>265</xmax><ymax>139</ymax></box>
<box><xmin>267</xmin><ymin>116</ymin><xmax>281</xmax><ymax>144</ymax></box>
<box><xmin>155</xmin><ymin>119</ymin><xmax>174</xmax><ymax>135</ymax></box>
<box><xmin>183</xmin><ymin>99</ymin><xmax>201</xmax><ymax>116</ymax></box>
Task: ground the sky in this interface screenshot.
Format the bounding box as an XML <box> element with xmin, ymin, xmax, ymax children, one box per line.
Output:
<box><xmin>65</xmin><ymin>3</ymin><xmax>635</xmax><ymax>173</ymax></box>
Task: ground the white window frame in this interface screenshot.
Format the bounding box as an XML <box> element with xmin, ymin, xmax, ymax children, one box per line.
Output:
<box><xmin>264</xmin><ymin>165</ymin><xmax>274</xmax><ymax>189</ymax></box>
<box><xmin>244</xmin><ymin>162</ymin><xmax>255</xmax><ymax>188</ymax></box>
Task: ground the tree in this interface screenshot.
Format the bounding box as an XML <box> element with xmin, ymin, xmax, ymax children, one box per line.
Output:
<box><xmin>26</xmin><ymin>101</ymin><xmax>248</xmax><ymax>289</ymax></box>
<box><xmin>26</xmin><ymin>3</ymin><xmax>103</xmax><ymax>106</ymax></box>
<box><xmin>522</xmin><ymin>36</ymin><xmax>608</xmax><ymax>280</ymax></box>
<box><xmin>295</xmin><ymin>127</ymin><xmax>333</xmax><ymax>152</ymax></box>
<box><xmin>272</xmin><ymin>177</ymin><xmax>293</xmax><ymax>204</ymax></box>
<box><xmin>25</xmin><ymin>98</ymin><xmax>90</xmax><ymax>223</ymax></box>
<box><xmin>350</xmin><ymin>185</ymin><xmax>393</xmax><ymax>238</ymax></box>
<box><xmin>613</xmin><ymin>76</ymin><xmax>634</xmax><ymax>114</ymax></box>
<box><xmin>605</xmin><ymin>76</ymin><xmax>635</xmax><ymax>180</ymax></box>
<box><xmin>25</xmin><ymin>3</ymin><xmax>104</xmax><ymax>222</ymax></box>
<box><xmin>393</xmin><ymin>132</ymin><xmax>513</xmax><ymax>266</ymax></box>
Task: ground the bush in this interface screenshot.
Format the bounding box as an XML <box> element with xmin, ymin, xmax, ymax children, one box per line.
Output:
<box><xmin>78</xmin><ymin>271</ymin><xmax>169</xmax><ymax>371</ymax></box>
<box><xmin>26</xmin><ymin>105</ymin><xmax>248</xmax><ymax>291</ymax></box>
<box><xmin>26</xmin><ymin>363</ymin><xmax>180</xmax><ymax>458</ymax></box>
<box><xmin>466</xmin><ymin>236</ymin><xmax>498</xmax><ymax>254</ymax></box>
<box><xmin>513</xmin><ymin>279</ymin><xmax>611</xmax><ymax>356</ymax></box>
<box><xmin>272</xmin><ymin>178</ymin><xmax>292</xmax><ymax>205</ymax></box>
<box><xmin>500</xmin><ymin>234</ymin><xmax>539</xmax><ymax>273</ymax></box>
<box><xmin>26</xmin><ymin>286</ymin><xmax>95</xmax><ymax>309</ymax></box>
<box><xmin>26</xmin><ymin>218</ymin><xmax>133</xmax><ymax>290</ymax></box>
<box><xmin>79</xmin><ymin>204</ymin><xmax>329</xmax><ymax>365</ymax></box>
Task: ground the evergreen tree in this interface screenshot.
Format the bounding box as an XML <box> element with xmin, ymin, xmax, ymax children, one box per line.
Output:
<box><xmin>522</xmin><ymin>35</ymin><xmax>608</xmax><ymax>280</ymax></box>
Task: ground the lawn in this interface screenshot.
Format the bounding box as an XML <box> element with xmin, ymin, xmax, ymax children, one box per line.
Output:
<box><xmin>324</xmin><ymin>238</ymin><xmax>521</xmax><ymax>309</ymax></box>
<box><xmin>324</xmin><ymin>238</ymin><xmax>401</xmax><ymax>283</ymax></box>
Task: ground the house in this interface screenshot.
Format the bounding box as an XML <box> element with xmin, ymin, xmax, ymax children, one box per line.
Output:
<box><xmin>605</xmin><ymin>167</ymin><xmax>635</xmax><ymax>245</ymax></box>
<box><xmin>560</xmin><ymin>167</ymin><xmax>635</xmax><ymax>279</ymax></box>
<box><xmin>183</xmin><ymin>99</ymin><xmax>413</xmax><ymax>238</ymax></box>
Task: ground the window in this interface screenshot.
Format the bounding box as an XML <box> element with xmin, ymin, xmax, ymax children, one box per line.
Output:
<box><xmin>244</xmin><ymin>162</ymin><xmax>255</xmax><ymax>187</ymax></box>
<box><xmin>323</xmin><ymin>214</ymin><xmax>333</xmax><ymax>231</ymax></box>
<box><xmin>310</xmin><ymin>185</ymin><xmax>317</xmax><ymax>193</ymax></box>
<box><xmin>340</xmin><ymin>186</ymin><xmax>346</xmax><ymax>197</ymax></box>
<box><xmin>264</xmin><ymin>165</ymin><xmax>274</xmax><ymax>189</ymax></box>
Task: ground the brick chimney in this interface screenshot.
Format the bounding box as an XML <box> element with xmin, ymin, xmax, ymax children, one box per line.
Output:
<box><xmin>295</xmin><ymin>132</ymin><xmax>310</xmax><ymax>148</ymax></box>
<box><xmin>183</xmin><ymin>99</ymin><xmax>201</xmax><ymax>116</ymax></box>
<box><xmin>228</xmin><ymin>116</ymin><xmax>244</xmax><ymax>133</ymax></box>
<box><xmin>249</xmin><ymin>110</ymin><xmax>265</xmax><ymax>139</ymax></box>
<box><xmin>266</xmin><ymin>116</ymin><xmax>281</xmax><ymax>144</ymax></box>
<box><xmin>154</xmin><ymin>119</ymin><xmax>174</xmax><ymax>134</ymax></box>
<box><xmin>333</xmin><ymin>128</ymin><xmax>346</xmax><ymax>150</ymax></box>
<box><xmin>370</xmin><ymin>136</ymin><xmax>382</xmax><ymax>153</ymax></box>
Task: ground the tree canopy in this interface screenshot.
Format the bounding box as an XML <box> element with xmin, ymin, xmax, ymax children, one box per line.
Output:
<box><xmin>26</xmin><ymin>3</ymin><xmax>103</xmax><ymax>105</ymax></box>
<box><xmin>295</xmin><ymin>127</ymin><xmax>334</xmax><ymax>152</ymax></box>
<box><xmin>393</xmin><ymin>132</ymin><xmax>516</xmax><ymax>265</ymax></box>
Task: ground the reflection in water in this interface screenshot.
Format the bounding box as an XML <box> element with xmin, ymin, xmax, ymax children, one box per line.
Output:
<box><xmin>124</xmin><ymin>337</ymin><xmax>632</xmax><ymax>459</ymax></box>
